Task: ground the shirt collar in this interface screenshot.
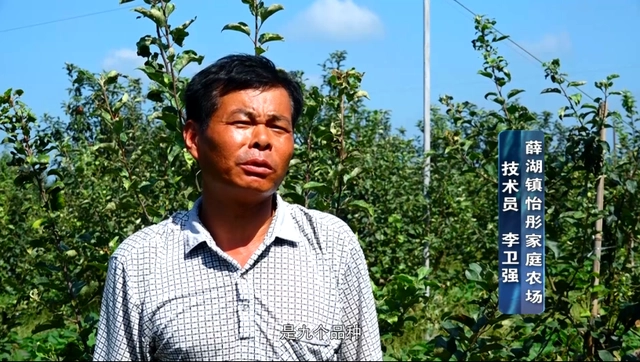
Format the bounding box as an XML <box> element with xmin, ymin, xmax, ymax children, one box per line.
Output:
<box><xmin>182</xmin><ymin>193</ymin><xmax>303</xmax><ymax>256</ymax></box>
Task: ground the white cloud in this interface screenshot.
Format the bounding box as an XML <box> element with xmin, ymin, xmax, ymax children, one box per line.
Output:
<box><xmin>285</xmin><ymin>0</ymin><xmax>383</xmax><ymax>41</ymax></box>
<box><xmin>102</xmin><ymin>48</ymin><xmax>144</xmax><ymax>72</ymax></box>
<box><xmin>522</xmin><ymin>32</ymin><xmax>571</xmax><ymax>56</ymax></box>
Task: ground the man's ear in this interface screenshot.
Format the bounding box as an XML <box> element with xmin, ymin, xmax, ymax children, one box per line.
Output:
<box><xmin>183</xmin><ymin>120</ymin><xmax>200</xmax><ymax>161</ymax></box>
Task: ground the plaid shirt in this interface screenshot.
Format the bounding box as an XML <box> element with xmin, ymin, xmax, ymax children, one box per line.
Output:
<box><xmin>93</xmin><ymin>193</ymin><xmax>382</xmax><ymax>361</ymax></box>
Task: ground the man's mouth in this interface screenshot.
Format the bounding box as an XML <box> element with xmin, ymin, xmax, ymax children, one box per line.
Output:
<box><xmin>239</xmin><ymin>158</ymin><xmax>274</xmax><ymax>176</ymax></box>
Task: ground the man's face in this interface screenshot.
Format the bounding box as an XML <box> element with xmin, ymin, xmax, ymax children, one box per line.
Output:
<box><xmin>185</xmin><ymin>87</ymin><xmax>295</xmax><ymax>202</ymax></box>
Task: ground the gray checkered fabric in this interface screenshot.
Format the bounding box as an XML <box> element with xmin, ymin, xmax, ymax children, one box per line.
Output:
<box><xmin>92</xmin><ymin>193</ymin><xmax>382</xmax><ymax>361</ymax></box>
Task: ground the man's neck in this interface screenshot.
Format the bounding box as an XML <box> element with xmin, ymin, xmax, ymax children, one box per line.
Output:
<box><xmin>199</xmin><ymin>188</ymin><xmax>276</xmax><ymax>253</ymax></box>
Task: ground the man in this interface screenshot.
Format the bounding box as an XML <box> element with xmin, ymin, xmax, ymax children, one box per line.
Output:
<box><xmin>93</xmin><ymin>54</ymin><xmax>382</xmax><ymax>361</ymax></box>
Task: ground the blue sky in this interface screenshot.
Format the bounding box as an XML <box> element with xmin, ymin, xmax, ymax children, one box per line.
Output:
<box><xmin>1</xmin><ymin>0</ymin><xmax>639</xmax><ymax>142</ymax></box>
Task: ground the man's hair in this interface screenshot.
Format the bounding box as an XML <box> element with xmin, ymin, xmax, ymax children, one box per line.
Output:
<box><xmin>184</xmin><ymin>54</ymin><xmax>304</xmax><ymax>130</ymax></box>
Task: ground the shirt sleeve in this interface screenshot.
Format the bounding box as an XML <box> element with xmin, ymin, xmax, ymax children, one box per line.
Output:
<box><xmin>337</xmin><ymin>241</ymin><xmax>383</xmax><ymax>361</ymax></box>
<box><xmin>93</xmin><ymin>256</ymin><xmax>149</xmax><ymax>361</ymax></box>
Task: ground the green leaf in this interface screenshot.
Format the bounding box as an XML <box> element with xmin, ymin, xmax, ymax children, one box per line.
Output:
<box><xmin>174</xmin><ymin>50</ymin><xmax>204</xmax><ymax>75</ymax></box>
<box><xmin>546</xmin><ymin>240</ymin><xmax>560</xmax><ymax>258</ymax></box>
<box><xmin>507</xmin><ymin>89</ymin><xmax>525</xmax><ymax>99</ymax></box>
<box><xmin>31</xmin><ymin>316</ymin><xmax>65</xmax><ymax>335</ymax></box>
<box><xmin>449</xmin><ymin>314</ymin><xmax>476</xmax><ymax>329</ymax></box>
<box><xmin>72</xmin><ymin>280</ymin><xmax>87</xmax><ymax>297</ymax></box>
<box><xmin>492</xmin><ymin>96</ymin><xmax>506</xmax><ymax>106</ymax></box>
<box><xmin>354</xmin><ymin>90</ymin><xmax>369</xmax><ymax>99</ymax></box>
<box><xmin>484</xmin><ymin>92</ymin><xmax>498</xmax><ymax>101</ymax></box>
<box><xmin>242</xmin><ymin>0</ymin><xmax>258</xmax><ymax>15</ymax></box>
<box><xmin>465</xmin><ymin>268</ymin><xmax>482</xmax><ymax>282</ymax></box>
<box><xmin>288</xmin><ymin>158</ymin><xmax>301</xmax><ymax>167</ymax></box>
<box><xmin>113</xmin><ymin>117</ymin><xmax>124</xmax><ymax>136</ymax></box>
<box><xmin>417</xmin><ymin>267</ymin><xmax>429</xmax><ymax>280</ymax></box>
<box><xmin>170</xmin><ymin>18</ymin><xmax>196</xmax><ymax>47</ymax></box>
<box><xmin>568</xmin><ymin>80</ymin><xmax>586</xmax><ymax>87</ymax></box>
<box><xmin>478</xmin><ymin>70</ymin><xmax>492</xmax><ymax>79</ymax></box>
<box><xmin>259</xmin><ymin>4</ymin><xmax>284</xmax><ymax>24</ymax></box>
<box><xmin>348</xmin><ymin>200</ymin><xmax>375</xmax><ymax>217</ymax></box>
<box><xmin>258</xmin><ymin>32</ymin><xmax>284</xmax><ymax>45</ymax></box>
<box><xmin>32</xmin><ymin>218</ymin><xmax>47</xmax><ymax>229</ymax></box>
<box><xmin>113</xmin><ymin>92</ymin><xmax>129</xmax><ymax>113</ymax></box>
<box><xmin>147</xmin><ymin>89</ymin><xmax>164</xmax><ymax>103</ymax></box>
<box><xmin>303</xmin><ymin>181</ymin><xmax>326</xmax><ymax>190</ymax></box>
<box><xmin>282</xmin><ymin>191</ymin><xmax>305</xmax><ymax>206</ymax></box>
<box><xmin>35</xmin><ymin>153</ymin><xmax>50</xmax><ymax>165</ymax></box>
<box><xmin>104</xmin><ymin>70</ymin><xmax>119</xmax><ymax>85</ymax></box>
<box><xmin>221</xmin><ymin>22</ymin><xmax>251</xmax><ymax>37</ymax></box>
<box><xmin>625</xmin><ymin>180</ymin><xmax>637</xmax><ymax>193</ymax></box>
<box><xmin>255</xmin><ymin>46</ymin><xmax>266</xmax><ymax>56</ymax></box>
<box><xmin>87</xmin><ymin>262</ymin><xmax>108</xmax><ymax>273</ymax></box>
<box><xmin>569</xmin><ymin>93</ymin><xmax>582</xmax><ymax>105</ymax></box>
<box><xmin>183</xmin><ymin>149</ymin><xmax>195</xmax><ymax>168</ymax></box>
<box><xmin>541</xmin><ymin>87</ymin><xmax>562</xmax><ymax>94</ymax></box>
<box><xmin>396</xmin><ymin>274</ymin><xmax>413</xmax><ymax>284</ymax></box>
<box><xmin>597</xmin><ymin>350</ymin><xmax>615</xmax><ymax>362</ymax></box>
<box><xmin>165</xmin><ymin>2</ymin><xmax>175</xmax><ymax>18</ymax></box>
<box><xmin>343</xmin><ymin>167</ymin><xmax>362</xmax><ymax>183</ymax></box>
<box><xmin>468</xmin><ymin>263</ymin><xmax>482</xmax><ymax>275</ymax></box>
<box><xmin>560</xmin><ymin>210</ymin><xmax>585</xmax><ymax>219</ymax></box>
<box><xmin>134</xmin><ymin>7</ymin><xmax>167</xmax><ymax>28</ymax></box>
<box><xmin>48</xmin><ymin>188</ymin><xmax>66</xmax><ymax>211</ymax></box>
<box><xmin>135</xmin><ymin>35</ymin><xmax>154</xmax><ymax>58</ymax></box>
<box><xmin>91</xmin><ymin>142</ymin><xmax>117</xmax><ymax>152</ymax></box>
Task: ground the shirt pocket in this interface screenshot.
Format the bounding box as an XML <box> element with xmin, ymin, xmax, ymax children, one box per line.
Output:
<box><xmin>277</xmin><ymin>336</ymin><xmax>340</xmax><ymax>361</ymax></box>
<box><xmin>152</xmin><ymin>290</ymin><xmax>235</xmax><ymax>360</ymax></box>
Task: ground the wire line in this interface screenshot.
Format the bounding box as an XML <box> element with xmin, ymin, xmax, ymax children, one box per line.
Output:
<box><xmin>449</xmin><ymin>0</ymin><xmax>595</xmax><ymax>101</ymax></box>
<box><xmin>0</xmin><ymin>5</ymin><xmax>137</xmax><ymax>34</ymax></box>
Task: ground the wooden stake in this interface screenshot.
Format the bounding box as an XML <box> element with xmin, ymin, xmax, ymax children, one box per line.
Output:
<box><xmin>591</xmin><ymin>100</ymin><xmax>607</xmax><ymax>321</ymax></box>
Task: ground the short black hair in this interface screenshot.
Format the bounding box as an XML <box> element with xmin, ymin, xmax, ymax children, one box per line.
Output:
<box><xmin>184</xmin><ymin>54</ymin><xmax>304</xmax><ymax>130</ymax></box>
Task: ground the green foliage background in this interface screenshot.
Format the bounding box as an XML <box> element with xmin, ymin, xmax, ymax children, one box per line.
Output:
<box><xmin>1</xmin><ymin>1</ymin><xmax>640</xmax><ymax>361</ymax></box>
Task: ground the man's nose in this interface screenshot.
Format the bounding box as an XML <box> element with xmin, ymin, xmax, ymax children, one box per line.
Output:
<box><xmin>250</xmin><ymin>124</ymin><xmax>271</xmax><ymax>151</ymax></box>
